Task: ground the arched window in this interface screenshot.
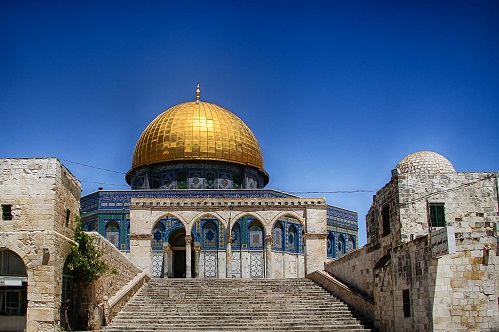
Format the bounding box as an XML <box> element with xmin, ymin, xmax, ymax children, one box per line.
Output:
<box><xmin>202</xmin><ymin>221</ymin><xmax>218</xmax><ymax>249</ymax></box>
<box><xmin>273</xmin><ymin>222</ymin><xmax>284</xmax><ymax>250</ymax></box>
<box><xmin>0</xmin><ymin>250</ymin><xmax>27</xmax><ymax>321</ymax></box>
<box><xmin>327</xmin><ymin>232</ymin><xmax>335</xmax><ymax>257</ymax></box>
<box><xmin>105</xmin><ymin>221</ymin><xmax>120</xmax><ymax>247</ymax></box>
<box><xmin>231</xmin><ymin>223</ymin><xmax>241</xmax><ymax>250</ymax></box>
<box><xmin>337</xmin><ymin>234</ymin><xmax>346</xmax><ymax>257</ymax></box>
<box><xmin>347</xmin><ymin>235</ymin><xmax>356</xmax><ymax>252</ymax></box>
<box><xmin>287</xmin><ymin>224</ymin><xmax>298</xmax><ymax>253</ymax></box>
<box><xmin>152</xmin><ymin>222</ymin><xmax>165</xmax><ymax>248</ymax></box>
<box><xmin>248</xmin><ymin>220</ymin><xmax>264</xmax><ymax>249</ymax></box>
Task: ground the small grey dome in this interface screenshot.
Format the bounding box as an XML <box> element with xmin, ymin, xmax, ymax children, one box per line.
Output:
<box><xmin>396</xmin><ymin>151</ymin><xmax>455</xmax><ymax>174</ymax></box>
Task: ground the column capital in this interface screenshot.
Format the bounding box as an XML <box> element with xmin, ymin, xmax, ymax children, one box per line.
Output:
<box><xmin>194</xmin><ymin>242</ymin><xmax>201</xmax><ymax>252</ymax></box>
<box><xmin>162</xmin><ymin>243</ymin><xmax>172</xmax><ymax>253</ymax></box>
<box><xmin>185</xmin><ymin>235</ymin><xmax>193</xmax><ymax>244</ymax></box>
<box><xmin>265</xmin><ymin>235</ymin><xmax>273</xmax><ymax>244</ymax></box>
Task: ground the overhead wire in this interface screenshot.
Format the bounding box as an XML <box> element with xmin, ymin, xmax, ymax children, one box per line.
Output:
<box><xmin>399</xmin><ymin>173</ymin><xmax>496</xmax><ymax>206</ymax></box>
<box><xmin>61</xmin><ymin>158</ymin><xmax>378</xmax><ymax>194</ymax></box>
<box><xmin>59</xmin><ymin>158</ymin><xmax>497</xmax><ymax>198</ymax></box>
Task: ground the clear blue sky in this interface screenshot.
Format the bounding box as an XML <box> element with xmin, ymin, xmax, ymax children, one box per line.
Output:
<box><xmin>1</xmin><ymin>1</ymin><xmax>498</xmax><ymax>245</ymax></box>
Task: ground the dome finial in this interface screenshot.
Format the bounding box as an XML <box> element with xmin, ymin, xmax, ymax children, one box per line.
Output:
<box><xmin>196</xmin><ymin>80</ymin><xmax>201</xmax><ymax>103</ymax></box>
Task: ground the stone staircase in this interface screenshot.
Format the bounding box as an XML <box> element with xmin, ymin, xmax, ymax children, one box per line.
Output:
<box><xmin>102</xmin><ymin>278</ymin><xmax>375</xmax><ymax>332</ymax></box>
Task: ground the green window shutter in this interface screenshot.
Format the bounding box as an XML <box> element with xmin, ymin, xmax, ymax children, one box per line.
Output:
<box><xmin>403</xmin><ymin>289</ymin><xmax>411</xmax><ymax>317</ymax></box>
<box><xmin>429</xmin><ymin>203</ymin><xmax>446</xmax><ymax>227</ymax></box>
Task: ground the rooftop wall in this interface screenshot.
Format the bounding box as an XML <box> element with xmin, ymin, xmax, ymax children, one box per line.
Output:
<box><xmin>0</xmin><ymin>158</ymin><xmax>80</xmax><ymax>237</ymax></box>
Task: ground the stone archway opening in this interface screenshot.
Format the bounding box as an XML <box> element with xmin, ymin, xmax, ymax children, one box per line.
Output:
<box><xmin>60</xmin><ymin>255</ymin><xmax>76</xmax><ymax>330</ymax></box>
<box><xmin>0</xmin><ymin>249</ymin><xmax>27</xmax><ymax>332</ymax></box>
<box><xmin>168</xmin><ymin>228</ymin><xmax>195</xmax><ymax>278</ymax></box>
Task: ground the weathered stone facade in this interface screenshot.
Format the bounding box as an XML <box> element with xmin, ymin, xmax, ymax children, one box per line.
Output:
<box><xmin>129</xmin><ymin>197</ymin><xmax>327</xmax><ymax>279</ymax></box>
<box><xmin>0</xmin><ymin>158</ymin><xmax>148</xmax><ymax>332</ymax></box>
<box><xmin>0</xmin><ymin>158</ymin><xmax>80</xmax><ymax>331</ymax></box>
<box><xmin>314</xmin><ymin>152</ymin><xmax>499</xmax><ymax>332</ymax></box>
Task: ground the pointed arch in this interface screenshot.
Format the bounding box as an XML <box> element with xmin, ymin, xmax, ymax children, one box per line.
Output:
<box><xmin>229</xmin><ymin>212</ymin><xmax>265</xmax><ymax>229</ymax></box>
<box><xmin>269</xmin><ymin>212</ymin><xmax>305</xmax><ymax>227</ymax></box>
<box><xmin>150</xmin><ymin>215</ymin><xmax>186</xmax><ymax>249</ymax></box>
<box><xmin>153</xmin><ymin>212</ymin><xmax>188</xmax><ymax>231</ymax></box>
<box><xmin>191</xmin><ymin>212</ymin><xmax>226</xmax><ymax>229</ymax></box>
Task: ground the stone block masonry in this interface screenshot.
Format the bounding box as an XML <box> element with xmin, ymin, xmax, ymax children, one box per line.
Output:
<box><xmin>323</xmin><ymin>172</ymin><xmax>499</xmax><ymax>332</ymax></box>
<box><xmin>0</xmin><ymin>158</ymin><xmax>81</xmax><ymax>332</ymax></box>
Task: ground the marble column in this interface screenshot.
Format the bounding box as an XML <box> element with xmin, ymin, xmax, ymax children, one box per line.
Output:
<box><xmin>194</xmin><ymin>243</ymin><xmax>201</xmax><ymax>278</ymax></box>
<box><xmin>185</xmin><ymin>235</ymin><xmax>193</xmax><ymax>278</ymax></box>
<box><xmin>226</xmin><ymin>241</ymin><xmax>232</xmax><ymax>278</ymax></box>
<box><xmin>265</xmin><ymin>235</ymin><xmax>273</xmax><ymax>278</ymax></box>
<box><xmin>163</xmin><ymin>243</ymin><xmax>172</xmax><ymax>278</ymax></box>
<box><xmin>226</xmin><ymin>207</ymin><xmax>233</xmax><ymax>278</ymax></box>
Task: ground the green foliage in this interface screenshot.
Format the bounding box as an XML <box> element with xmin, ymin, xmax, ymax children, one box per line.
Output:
<box><xmin>68</xmin><ymin>216</ymin><xmax>108</xmax><ymax>285</ymax></box>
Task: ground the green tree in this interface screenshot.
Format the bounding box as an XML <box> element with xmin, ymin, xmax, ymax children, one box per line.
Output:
<box><xmin>67</xmin><ymin>216</ymin><xmax>108</xmax><ymax>329</ymax></box>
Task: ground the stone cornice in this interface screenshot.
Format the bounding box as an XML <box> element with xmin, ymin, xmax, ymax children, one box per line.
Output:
<box><xmin>303</xmin><ymin>233</ymin><xmax>328</xmax><ymax>240</ymax></box>
<box><xmin>129</xmin><ymin>234</ymin><xmax>152</xmax><ymax>240</ymax></box>
<box><xmin>129</xmin><ymin>197</ymin><xmax>327</xmax><ymax>211</ymax></box>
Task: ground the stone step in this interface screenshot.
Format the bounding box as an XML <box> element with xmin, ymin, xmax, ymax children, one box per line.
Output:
<box><xmin>101</xmin><ymin>278</ymin><xmax>375</xmax><ymax>332</ymax></box>
<box><xmin>104</xmin><ymin>330</ymin><xmax>373</xmax><ymax>332</ymax></box>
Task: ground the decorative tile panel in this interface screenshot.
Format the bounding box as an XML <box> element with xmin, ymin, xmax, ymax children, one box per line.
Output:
<box><xmin>152</xmin><ymin>251</ymin><xmax>163</xmax><ymax>278</ymax></box>
<box><xmin>204</xmin><ymin>252</ymin><xmax>217</xmax><ymax>278</ymax></box>
<box><xmin>250</xmin><ymin>252</ymin><xmax>264</xmax><ymax>278</ymax></box>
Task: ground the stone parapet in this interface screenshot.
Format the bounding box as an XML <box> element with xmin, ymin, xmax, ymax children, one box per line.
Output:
<box><xmin>85</xmin><ymin>232</ymin><xmax>148</xmax><ymax>328</ymax></box>
<box><xmin>308</xmin><ymin>270</ymin><xmax>374</xmax><ymax>321</ymax></box>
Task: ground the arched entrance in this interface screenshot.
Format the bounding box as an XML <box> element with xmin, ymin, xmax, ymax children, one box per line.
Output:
<box><xmin>151</xmin><ymin>217</ymin><xmax>197</xmax><ymax>278</ymax></box>
<box><xmin>0</xmin><ymin>249</ymin><xmax>27</xmax><ymax>332</ymax></box>
<box><xmin>168</xmin><ymin>229</ymin><xmax>194</xmax><ymax>278</ymax></box>
<box><xmin>60</xmin><ymin>256</ymin><xmax>76</xmax><ymax>330</ymax></box>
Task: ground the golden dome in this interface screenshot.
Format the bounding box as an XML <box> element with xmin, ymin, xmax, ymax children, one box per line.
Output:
<box><xmin>130</xmin><ymin>100</ymin><xmax>266</xmax><ymax>174</ymax></box>
<box><xmin>396</xmin><ymin>151</ymin><xmax>455</xmax><ymax>174</ymax></box>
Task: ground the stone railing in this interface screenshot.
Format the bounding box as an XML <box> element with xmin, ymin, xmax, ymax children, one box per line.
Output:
<box><xmin>103</xmin><ymin>270</ymin><xmax>149</xmax><ymax>324</ymax></box>
<box><xmin>308</xmin><ymin>270</ymin><xmax>374</xmax><ymax>322</ymax></box>
<box><xmin>86</xmin><ymin>232</ymin><xmax>150</xmax><ymax>328</ymax></box>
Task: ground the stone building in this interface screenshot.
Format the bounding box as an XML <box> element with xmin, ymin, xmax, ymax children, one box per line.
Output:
<box><xmin>80</xmin><ymin>85</ymin><xmax>359</xmax><ymax>278</ymax></box>
<box><xmin>311</xmin><ymin>151</ymin><xmax>499</xmax><ymax>332</ymax></box>
<box><xmin>0</xmin><ymin>158</ymin><xmax>80</xmax><ymax>331</ymax></box>
<box><xmin>0</xmin><ymin>158</ymin><xmax>150</xmax><ymax>331</ymax></box>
